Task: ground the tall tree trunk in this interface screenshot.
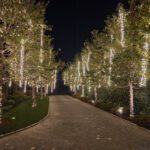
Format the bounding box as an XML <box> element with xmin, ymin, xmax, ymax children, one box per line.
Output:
<box><xmin>94</xmin><ymin>86</ymin><xmax>98</xmax><ymax>102</ymax></box>
<box><xmin>44</xmin><ymin>85</ymin><xmax>47</xmax><ymax>97</ymax></box>
<box><xmin>40</xmin><ymin>85</ymin><xmax>43</xmax><ymax>99</ymax></box>
<box><xmin>32</xmin><ymin>86</ymin><xmax>37</xmax><ymax>108</ymax></box>
<box><xmin>0</xmin><ymin>86</ymin><xmax>3</xmax><ymax>124</ymax></box>
<box><xmin>0</xmin><ymin>54</ymin><xmax>3</xmax><ymax>124</ymax></box>
<box><xmin>24</xmin><ymin>80</ymin><xmax>27</xmax><ymax>93</ymax></box>
<box><xmin>129</xmin><ymin>81</ymin><xmax>134</xmax><ymax>117</ymax></box>
<box><xmin>81</xmin><ymin>85</ymin><xmax>85</xmax><ymax>97</ymax></box>
<box><xmin>36</xmin><ymin>85</ymin><xmax>39</xmax><ymax>94</ymax></box>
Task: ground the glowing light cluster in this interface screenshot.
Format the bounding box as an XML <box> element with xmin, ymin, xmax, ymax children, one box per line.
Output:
<box><xmin>108</xmin><ymin>34</ymin><xmax>114</xmax><ymax>87</ymax></box>
<box><xmin>81</xmin><ymin>85</ymin><xmax>85</xmax><ymax>97</ymax></box>
<box><xmin>88</xmin><ymin>80</ymin><xmax>91</xmax><ymax>93</ymax></box>
<box><xmin>19</xmin><ymin>39</ymin><xmax>25</xmax><ymax>87</ymax></box>
<box><xmin>140</xmin><ymin>34</ymin><xmax>149</xmax><ymax>87</ymax></box>
<box><xmin>40</xmin><ymin>25</ymin><xmax>44</xmax><ymax>64</ymax></box>
<box><xmin>24</xmin><ymin>80</ymin><xmax>27</xmax><ymax>93</ymax></box>
<box><xmin>86</xmin><ymin>51</ymin><xmax>91</xmax><ymax>72</ymax></box>
<box><xmin>119</xmin><ymin>9</ymin><xmax>125</xmax><ymax>47</ymax></box>
<box><xmin>82</xmin><ymin>56</ymin><xmax>86</xmax><ymax>76</ymax></box>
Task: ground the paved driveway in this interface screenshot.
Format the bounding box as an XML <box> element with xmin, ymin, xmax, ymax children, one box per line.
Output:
<box><xmin>0</xmin><ymin>96</ymin><xmax>150</xmax><ymax>150</ymax></box>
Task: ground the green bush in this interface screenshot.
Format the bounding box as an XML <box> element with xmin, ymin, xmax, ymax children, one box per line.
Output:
<box><xmin>0</xmin><ymin>97</ymin><xmax>49</xmax><ymax>135</ymax></box>
<box><xmin>96</xmin><ymin>101</ymin><xmax>113</xmax><ymax>111</ymax></box>
<box><xmin>8</xmin><ymin>93</ymin><xmax>30</xmax><ymax>105</ymax></box>
<box><xmin>134</xmin><ymin>88</ymin><xmax>150</xmax><ymax>114</ymax></box>
<box><xmin>97</xmin><ymin>87</ymin><xmax>129</xmax><ymax>107</ymax></box>
<box><xmin>2</xmin><ymin>105</ymin><xmax>13</xmax><ymax>112</ymax></box>
<box><xmin>136</xmin><ymin>112</ymin><xmax>150</xmax><ymax>128</ymax></box>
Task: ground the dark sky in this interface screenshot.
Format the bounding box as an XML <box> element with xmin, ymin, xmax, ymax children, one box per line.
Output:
<box><xmin>45</xmin><ymin>0</ymin><xmax>128</xmax><ymax>62</ymax></box>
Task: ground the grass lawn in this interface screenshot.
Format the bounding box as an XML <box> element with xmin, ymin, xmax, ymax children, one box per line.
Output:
<box><xmin>0</xmin><ymin>97</ymin><xmax>49</xmax><ymax>135</ymax></box>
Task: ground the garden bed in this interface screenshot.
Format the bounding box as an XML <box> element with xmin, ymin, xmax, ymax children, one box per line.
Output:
<box><xmin>0</xmin><ymin>97</ymin><xmax>49</xmax><ymax>135</ymax></box>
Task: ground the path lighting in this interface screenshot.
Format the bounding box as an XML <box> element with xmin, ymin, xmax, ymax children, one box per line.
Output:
<box><xmin>91</xmin><ymin>100</ymin><xmax>95</xmax><ymax>104</ymax></box>
<box><xmin>117</xmin><ymin>107</ymin><xmax>124</xmax><ymax>114</ymax></box>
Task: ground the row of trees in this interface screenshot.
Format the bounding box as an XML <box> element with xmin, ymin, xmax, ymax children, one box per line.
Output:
<box><xmin>0</xmin><ymin>0</ymin><xmax>58</xmax><ymax>123</ymax></box>
<box><xmin>63</xmin><ymin>1</ymin><xmax>150</xmax><ymax>117</ymax></box>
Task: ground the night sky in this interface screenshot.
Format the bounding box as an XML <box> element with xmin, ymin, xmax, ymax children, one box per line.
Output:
<box><xmin>45</xmin><ymin>0</ymin><xmax>128</xmax><ymax>62</ymax></box>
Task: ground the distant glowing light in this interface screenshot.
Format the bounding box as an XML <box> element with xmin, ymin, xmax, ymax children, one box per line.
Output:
<box><xmin>11</xmin><ymin>117</ymin><xmax>16</xmax><ymax>120</ymax></box>
<box><xmin>117</xmin><ymin>107</ymin><xmax>124</xmax><ymax>114</ymax></box>
<box><xmin>91</xmin><ymin>100</ymin><xmax>95</xmax><ymax>104</ymax></box>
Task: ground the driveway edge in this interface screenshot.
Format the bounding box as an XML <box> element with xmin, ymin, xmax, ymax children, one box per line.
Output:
<box><xmin>72</xmin><ymin>96</ymin><xmax>150</xmax><ymax>134</ymax></box>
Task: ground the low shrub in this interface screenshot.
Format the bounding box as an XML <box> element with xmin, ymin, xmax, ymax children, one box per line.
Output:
<box><xmin>2</xmin><ymin>105</ymin><xmax>13</xmax><ymax>112</ymax></box>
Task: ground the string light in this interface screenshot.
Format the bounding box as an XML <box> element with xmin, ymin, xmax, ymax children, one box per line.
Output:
<box><xmin>119</xmin><ymin>8</ymin><xmax>125</xmax><ymax>47</ymax></box>
<box><xmin>19</xmin><ymin>39</ymin><xmax>25</xmax><ymax>87</ymax></box>
<box><xmin>40</xmin><ymin>25</ymin><xmax>44</xmax><ymax>64</ymax></box>
<box><xmin>108</xmin><ymin>34</ymin><xmax>114</xmax><ymax>87</ymax></box>
<box><xmin>140</xmin><ymin>34</ymin><xmax>149</xmax><ymax>87</ymax></box>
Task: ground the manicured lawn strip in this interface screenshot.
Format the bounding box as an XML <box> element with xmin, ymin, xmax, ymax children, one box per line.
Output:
<box><xmin>0</xmin><ymin>97</ymin><xmax>49</xmax><ymax>135</ymax></box>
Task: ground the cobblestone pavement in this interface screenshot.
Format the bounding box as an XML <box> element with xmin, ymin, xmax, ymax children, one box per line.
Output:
<box><xmin>0</xmin><ymin>96</ymin><xmax>150</xmax><ymax>150</ymax></box>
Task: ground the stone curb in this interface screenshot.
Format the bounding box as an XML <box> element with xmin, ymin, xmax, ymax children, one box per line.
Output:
<box><xmin>72</xmin><ymin>96</ymin><xmax>150</xmax><ymax>134</ymax></box>
<box><xmin>0</xmin><ymin>97</ymin><xmax>51</xmax><ymax>139</ymax></box>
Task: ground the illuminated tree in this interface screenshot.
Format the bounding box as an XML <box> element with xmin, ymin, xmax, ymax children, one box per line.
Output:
<box><xmin>63</xmin><ymin>1</ymin><xmax>150</xmax><ymax>118</ymax></box>
<box><xmin>0</xmin><ymin>0</ymin><xmax>57</xmax><ymax>122</ymax></box>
